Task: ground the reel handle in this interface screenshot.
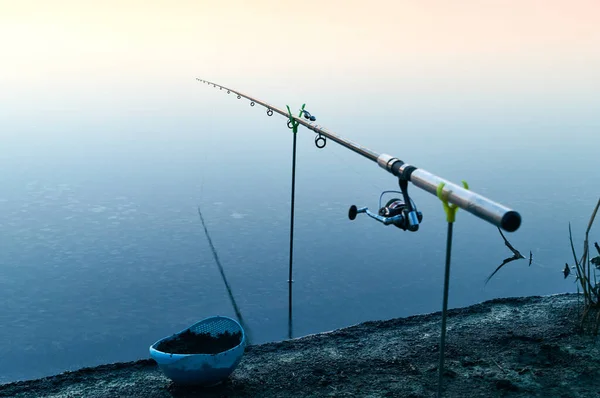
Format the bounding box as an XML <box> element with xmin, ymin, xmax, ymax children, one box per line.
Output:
<box><xmin>349</xmin><ymin>205</ymin><xmax>358</xmax><ymax>220</ymax></box>
<box><xmin>348</xmin><ymin>205</ymin><xmax>367</xmax><ymax>220</ymax></box>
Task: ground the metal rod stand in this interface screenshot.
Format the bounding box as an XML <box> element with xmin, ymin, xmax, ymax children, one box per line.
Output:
<box><xmin>437</xmin><ymin>222</ymin><xmax>454</xmax><ymax>397</ymax></box>
<box><xmin>288</xmin><ymin>131</ymin><xmax>297</xmax><ymax>284</ymax></box>
<box><xmin>288</xmin><ymin>281</ymin><xmax>293</xmax><ymax>339</ymax></box>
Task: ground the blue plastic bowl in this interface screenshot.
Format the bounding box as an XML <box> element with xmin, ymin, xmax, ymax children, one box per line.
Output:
<box><xmin>149</xmin><ymin>316</ymin><xmax>246</xmax><ymax>386</ymax></box>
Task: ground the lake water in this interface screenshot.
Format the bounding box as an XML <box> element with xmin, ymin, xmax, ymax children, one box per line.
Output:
<box><xmin>1</xmin><ymin>82</ymin><xmax>598</xmax><ymax>383</ymax></box>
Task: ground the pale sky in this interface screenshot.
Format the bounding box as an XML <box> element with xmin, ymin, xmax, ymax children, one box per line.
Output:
<box><xmin>1</xmin><ymin>0</ymin><xmax>599</xmax><ymax>129</ymax></box>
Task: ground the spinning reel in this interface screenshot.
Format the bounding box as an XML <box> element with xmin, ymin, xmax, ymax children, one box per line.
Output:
<box><xmin>348</xmin><ymin>179</ymin><xmax>423</xmax><ymax>231</ymax></box>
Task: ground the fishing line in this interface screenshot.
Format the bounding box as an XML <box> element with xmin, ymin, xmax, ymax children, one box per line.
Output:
<box><xmin>197</xmin><ymin>205</ymin><xmax>252</xmax><ymax>344</ymax></box>
<box><xmin>529</xmin><ymin>260</ymin><xmax>555</xmax><ymax>269</ymax></box>
<box><xmin>326</xmin><ymin>143</ymin><xmax>384</xmax><ymax>192</ymax></box>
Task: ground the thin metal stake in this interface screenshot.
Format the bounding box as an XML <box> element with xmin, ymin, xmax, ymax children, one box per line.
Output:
<box><xmin>288</xmin><ymin>130</ymin><xmax>297</xmax><ymax>283</ymax></box>
<box><xmin>437</xmin><ymin>222</ymin><xmax>454</xmax><ymax>397</ymax></box>
<box><xmin>288</xmin><ymin>280</ymin><xmax>293</xmax><ymax>339</ymax></box>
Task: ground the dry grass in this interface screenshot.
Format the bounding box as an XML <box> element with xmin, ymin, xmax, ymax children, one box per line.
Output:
<box><xmin>567</xmin><ymin>197</ymin><xmax>600</xmax><ymax>334</ymax></box>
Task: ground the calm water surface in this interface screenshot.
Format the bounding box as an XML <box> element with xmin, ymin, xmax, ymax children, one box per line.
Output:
<box><xmin>0</xmin><ymin>89</ymin><xmax>598</xmax><ymax>382</ymax></box>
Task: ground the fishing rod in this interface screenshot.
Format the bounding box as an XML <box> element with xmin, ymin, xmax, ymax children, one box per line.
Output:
<box><xmin>197</xmin><ymin>78</ymin><xmax>523</xmax><ymax>396</ymax></box>
<box><xmin>195</xmin><ymin>78</ymin><xmax>521</xmax><ymax>233</ymax></box>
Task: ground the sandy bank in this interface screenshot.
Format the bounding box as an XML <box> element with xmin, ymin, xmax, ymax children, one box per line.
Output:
<box><xmin>1</xmin><ymin>294</ymin><xmax>599</xmax><ymax>397</ymax></box>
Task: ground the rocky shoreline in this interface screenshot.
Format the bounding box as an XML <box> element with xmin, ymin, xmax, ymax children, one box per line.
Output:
<box><xmin>1</xmin><ymin>294</ymin><xmax>599</xmax><ymax>397</ymax></box>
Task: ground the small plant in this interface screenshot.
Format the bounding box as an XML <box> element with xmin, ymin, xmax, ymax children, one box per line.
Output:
<box><xmin>566</xmin><ymin>197</ymin><xmax>600</xmax><ymax>334</ymax></box>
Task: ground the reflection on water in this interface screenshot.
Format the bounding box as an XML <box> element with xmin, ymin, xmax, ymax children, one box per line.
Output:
<box><xmin>0</xmin><ymin>104</ymin><xmax>598</xmax><ymax>384</ymax></box>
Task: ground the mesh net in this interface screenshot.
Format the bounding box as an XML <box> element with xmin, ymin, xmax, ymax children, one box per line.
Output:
<box><xmin>189</xmin><ymin>317</ymin><xmax>242</xmax><ymax>337</ymax></box>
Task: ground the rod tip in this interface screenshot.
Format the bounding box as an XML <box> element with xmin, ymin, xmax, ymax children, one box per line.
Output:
<box><xmin>501</xmin><ymin>211</ymin><xmax>521</xmax><ymax>232</ymax></box>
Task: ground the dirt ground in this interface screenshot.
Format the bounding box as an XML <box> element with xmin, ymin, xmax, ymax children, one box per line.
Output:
<box><xmin>1</xmin><ymin>293</ymin><xmax>599</xmax><ymax>397</ymax></box>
